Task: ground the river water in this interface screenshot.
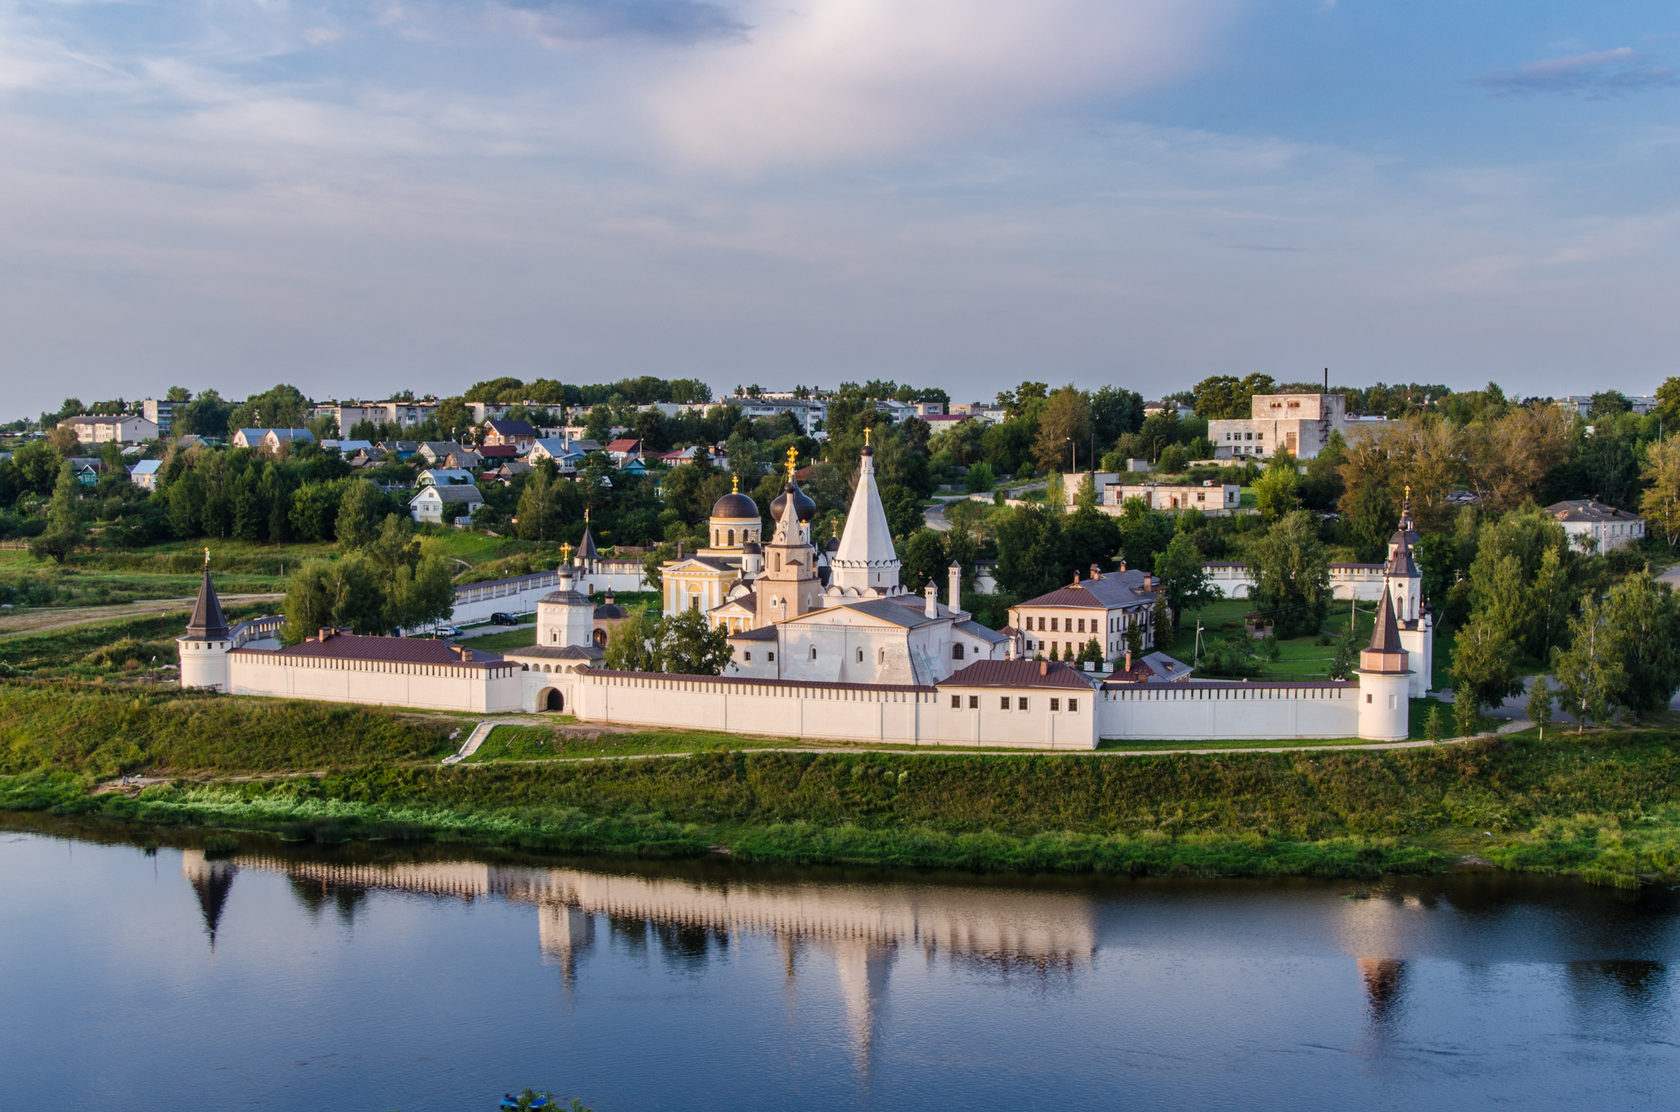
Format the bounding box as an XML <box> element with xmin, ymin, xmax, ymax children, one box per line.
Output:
<box><xmin>2</xmin><ymin>824</ymin><xmax>1677</xmax><ymax>1111</ymax></box>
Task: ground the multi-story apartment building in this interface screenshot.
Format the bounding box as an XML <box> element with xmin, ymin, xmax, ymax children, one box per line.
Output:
<box><xmin>1208</xmin><ymin>392</ymin><xmax>1386</xmax><ymax>460</ymax></box>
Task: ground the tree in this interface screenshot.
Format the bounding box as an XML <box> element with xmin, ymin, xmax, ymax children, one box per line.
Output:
<box><xmin>1252</xmin><ymin>451</ymin><xmax>1301</xmax><ymax>522</ymax></box>
<box><xmin>1526</xmin><ymin>679</ymin><xmax>1553</xmax><ymax>741</ymax></box>
<box><xmin>994</xmin><ymin>505</ymin><xmax>1068</xmax><ymax>598</ymax></box>
<box><xmin>282</xmin><ymin>556</ymin><xmax>385</xmax><ymax>641</ymax></box>
<box><xmin>335</xmin><ymin>479</ymin><xmax>386</xmax><ymax>550</ymax></box>
<box><xmin>1153</xmin><ymin>533</ymin><xmax>1217</xmax><ymax>638</ymax></box>
<box><xmin>901</xmin><ymin>529</ymin><xmax>947</xmax><ymax>591</ymax></box>
<box><xmin>602</xmin><ymin>612</ymin><xmax>658</xmax><ymax>672</ymax></box>
<box><xmin>1329</xmin><ymin>628</ymin><xmax>1361</xmax><ymax>680</ymax></box>
<box><xmin>1453</xmin><ymin>687</ymin><xmax>1481</xmax><ymax>738</ymax></box>
<box><xmin>652</xmin><ymin>608</ymin><xmax>732</xmax><ymax>675</ymax></box>
<box><xmin>387</xmin><ymin>554</ymin><xmax>456</xmax><ymax>633</ymax></box>
<box><xmin>29</xmin><ymin>462</ymin><xmax>84</xmax><ymax>564</ymax></box>
<box><xmin>1553</xmin><ymin>595</ymin><xmax>1625</xmax><ymax>731</ymax></box>
<box><xmin>1191</xmin><ymin>374</ymin><xmax>1274</xmax><ymax>421</ymax></box>
<box><xmin>516</xmin><ymin>464</ymin><xmax>564</xmax><ymax>543</ymax></box>
<box><xmin>1115</xmin><ymin>498</ymin><xmax>1172</xmax><ymax>572</ymax></box>
<box><xmin>1077</xmin><ymin>638</ymin><xmax>1104</xmax><ymax>665</ymax></box>
<box><xmin>1032</xmin><ymin>386</ymin><xmax>1092</xmax><ymax>473</ymax></box>
<box><xmin>1247</xmin><ymin>511</ymin><xmax>1331</xmax><ymax>638</ymax></box>
<box><xmin>1598</xmin><ymin>571</ymin><xmax>1680</xmax><ymax>719</ymax></box>
<box><xmin>1425</xmin><ymin>703</ymin><xmax>1445</xmax><ymax>743</ymax></box>
<box><xmin>880</xmin><ymin>486</ymin><xmax>925</xmax><ymax>540</ymax></box>
<box><xmin>1640</xmin><ymin>436</ymin><xmax>1680</xmax><ymax>547</ymax></box>
<box><xmin>1450</xmin><ymin>609</ymin><xmax>1521</xmax><ymax>713</ymax></box>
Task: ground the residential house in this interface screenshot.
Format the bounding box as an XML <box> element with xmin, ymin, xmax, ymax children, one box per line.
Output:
<box><xmin>409</xmin><ymin>483</ymin><xmax>485</xmax><ymax>524</ymax></box>
<box><xmin>415</xmin><ymin>441</ymin><xmax>469</xmax><ymax>467</ymax></box>
<box><xmin>528</xmin><ymin>438</ymin><xmax>576</xmax><ymax>465</ymax></box>
<box><xmin>67</xmin><ymin>457</ymin><xmax>103</xmax><ymax>485</ymax></box>
<box><xmin>61</xmin><ymin>414</ymin><xmax>158</xmax><ymax>445</ymax></box>
<box><xmin>481</xmin><ymin>419</ymin><xmax>537</xmax><ymax>452</ymax></box>
<box><xmin>415</xmin><ymin>468</ymin><xmax>477</xmax><ymax>488</ymax></box>
<box><xmin>1106</xmin><ymin>481</ymin><xmax>1242</xmax><ymax>514</ymax></box>
<box><xmin>1008</xmin><ymin>566</ymin><xmax>1164</xmax><ymax>663</ymax></box>
<box><xmin>231</xmin><ymin>427</ymin><xmax>315</xmax><ymax>452</ymax></box>
<box><xmin>604</xmin><ymin>438</ymin><xmax>644</xmax><ymax>464</ymax></box>
<box><xmin>129</xmin><ymin>459</ymin><xmax>163</xmax><ymax>491</ymax></box>
<box><xmin>376</xmin><ymin>440</ymin><xmax>419</xmax><ymax>460</ymax></box>
<box><xmin>1545</xmin><ymin>500</ymin><xmax>1646</xmax><ymax>552</ymax></box>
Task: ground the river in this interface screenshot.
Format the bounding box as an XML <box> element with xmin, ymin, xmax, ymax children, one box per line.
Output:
<box><xmin>2</xmin><ymin>823</ymin><xmax>1676</xmax><ymax>1111</ymax></box>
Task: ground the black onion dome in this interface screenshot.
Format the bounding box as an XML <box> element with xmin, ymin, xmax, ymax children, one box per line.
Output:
<box><xmin>593</xmin><ymin>602</ymin><xmax>626</xmax><ymax>619</ymax></box>
<box><xmin>710</xmin><ymin>491</ymin><xmax>760</xmax><ymax>519</ymax></box>
<box><xmin>769</xmin><ymin>481</ymin><xmax>816</xmax><ymax>523</ymax></box>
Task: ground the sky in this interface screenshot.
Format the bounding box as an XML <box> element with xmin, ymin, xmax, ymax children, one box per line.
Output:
<box><xmin>1</xmin><ymin>0</ymin><xmax>1677</xmax><ymax>415</ymax></box>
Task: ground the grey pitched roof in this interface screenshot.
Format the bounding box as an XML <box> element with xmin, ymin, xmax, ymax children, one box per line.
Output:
<box><xmin>729</xmin><ymin>626</ymin><xmax>778</xmax><ymax>641</ymax></box>
<box><xmin>507</xmin><ymin>644</ymin><xmax>604</xmax><ymax>661</ymax></box>
<box><xmin>1545</xmin><ymin>499</ymin><xmax>1640</xmax><ymax>523</ymax></box>
<box><xmin>955</xmin><ymin>619</ymin><xmax>1009</xmax><ymax>644</ymax></box>
<box><xmin>1016</xmin><ymin>568</ymin><xmax>1159</xmax><ymax>610</ymax></box>
<box><xmin>412</xmin><ymin>484</ymin><xmax>483</xmax><ymax>504</ymax></box>
<box><xmin>1369</xmin><ymin>594</ymin><xmax>1403</xmax><ymax>653</ymax></box>
<box><xmin>576</xmin><ymin>525</ymin><xmax>599</xmax><ymax>561</ymax></box>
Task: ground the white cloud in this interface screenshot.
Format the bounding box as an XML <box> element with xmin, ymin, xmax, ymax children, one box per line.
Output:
<box><xmin>642</xmin><ymin>0</ymin><xmax>1243</xmax><ymax>172</ymax></box>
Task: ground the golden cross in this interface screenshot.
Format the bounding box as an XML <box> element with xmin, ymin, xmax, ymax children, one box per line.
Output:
<box><xmin>1405</xmin><ymin>484</ymin><xmax>1411</xmax><ymax>502</ymax></box>
<box><xmin>732</xmin><ymin>474</ymin><xmax>739</xmax><ymax>493</ymax></box>
<box><xmin>560</xmin><ymin>542</ymin><xmax>573</xmax><ymax>562</ymax></box>
<box><xmin>203</xmin><ymin>547</ymin><xmax>210</xmax><ymax>568</ymax></box>
<box><xmin>864</xmin><ymin>426</ymin><xmax>872</xmax><ymax>448</ymax></box>
<box><xmin>785</xmin><ymin>445</ymin><xmax>799</xmax><ymax>480</ymax></box>
<box><xmin>584</xmin><ymin>506</ymin><xmax>590</xmax><ymax>523</ymax></box>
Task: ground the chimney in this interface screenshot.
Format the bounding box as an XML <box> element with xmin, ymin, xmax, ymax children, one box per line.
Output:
<box><xmin>948</xmin><ymin>562</ymin><xmax>962</xmax><ymax>615</ymax></box>
<box><xmin>677</xmin><ymin>542</ymin><xmax>685</xmax><ymax>559</ymax></box>
<box><xmin>1143</xmin><ymin>573</ymin><xmax>1154</xmax><ymax>591</ymax></box>
<box><xmin>1323</xmin><ymin>366</ymin><xmax>1329</xmax><ymax>392</ymax></box>
<box><xmin>1119</xmin><ymin>559</ymin><xmax>1127</xmax><ymax>572</ymax></box>
<box><xmin>1039</xmin><ymin>659</ymin><xmax>1048</xmax><ymax>677</ymax></box>
<box><xmin>1090</xmin><ymin>563</ymin><xmax>1101</xmax><ymax>580</ymax></box>
<box><xmin>317</xmin><ymin>627</ymin><xmax>332</xmax><ymax>642</ymax></box>
<box><xmin>924</xmin><ymin>582</ymin><xmax>938</xmax><ymax>619</ymax></box>
<box><xmin>1125</xmin><ymin>650</ymin><xmax>1133</xmax><ymax>673</ymax></box>
<box><xmin>1073</xmin><ymin>569</ymin><xmax>1081</xmax><ymax>583</ymax></box>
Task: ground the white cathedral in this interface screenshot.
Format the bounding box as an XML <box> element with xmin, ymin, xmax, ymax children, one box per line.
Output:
<box><xmin>660</xmin><ymin>441</ymin><xmax>1010</xmax><ymax>686</ymax></box>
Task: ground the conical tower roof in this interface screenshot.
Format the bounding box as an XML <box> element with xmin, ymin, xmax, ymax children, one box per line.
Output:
<box><xmin>829</xmin><ymin>439</ymin><xmax>900</xmax><ymax>594</ymax></box>
<box><xmin>1369</xmin><ymin>592</ymin><xmax>1403</xmax><ymax>653</ymax></box>
<box><xmin>576</xmin><ymin>522</ymin><xmax>599</xmax><ymax>562</ymax></box>
<box><xmin>184</xmin><ymin>555</ymin><xmax>228</xmax><ymax>641</ymax></box>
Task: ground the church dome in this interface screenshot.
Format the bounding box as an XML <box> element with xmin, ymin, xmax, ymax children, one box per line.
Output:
<box><xmin>770</xmin><ymin>481</ymin><xmax>816</xmax><ymax>523</ymax></box>
<box><xmin>593</xmin><ymin>601</ymin><xmax>626</xmax><ymax>619</ymax></box>
<box><xmin>710</xmin><ymin>490</ymin><xmax>760</xmax><ymax>520</ymax></box>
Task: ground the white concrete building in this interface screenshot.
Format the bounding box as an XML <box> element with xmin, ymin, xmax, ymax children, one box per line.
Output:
<box><xmin>1208</xmin><ymin>393</ymin><xmax>1385</xmax><ymax>460</ymax></box>
<box><xmin>61</xmin><ymin>414</ymin><xmax>158</xmax><ymax>445</ymax></box>
<box><xmin>1545</xmin><ymin>500</ymin><xmax>1646</xmax><ymax>553</ymax></box>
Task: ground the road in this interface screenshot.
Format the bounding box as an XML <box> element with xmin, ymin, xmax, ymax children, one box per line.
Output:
<box><xmin>0</xmin><ymin>593</ymin><xmax>284</xmax><ymax>636</ymax></box>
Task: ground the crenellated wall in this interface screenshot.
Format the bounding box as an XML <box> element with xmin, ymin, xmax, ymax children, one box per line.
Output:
<box><xmin>227</xmin><ymin>651</ymin><xmax>527</xmax><ymax>713</ymax></box>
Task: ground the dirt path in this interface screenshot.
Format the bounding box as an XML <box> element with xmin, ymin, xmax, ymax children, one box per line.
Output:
<box><xmin>0</xmin><ymin>593</ymin><xmax>283</xmax><ymax>636</ymax></box>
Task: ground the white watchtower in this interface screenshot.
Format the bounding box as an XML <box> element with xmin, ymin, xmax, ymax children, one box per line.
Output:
<box><xmin>178</xmin><ymin>551</ymin><xmax>232</xmax><ymax>691</ymax></box>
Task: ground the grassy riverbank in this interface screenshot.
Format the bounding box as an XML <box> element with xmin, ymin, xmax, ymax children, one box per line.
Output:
<box><xmin>2</xmin><ymin>683</ymin><xmax>1679</xmax><ymax>886</ymax></box>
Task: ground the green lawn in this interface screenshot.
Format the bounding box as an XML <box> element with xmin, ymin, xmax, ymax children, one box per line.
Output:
<box><xmin>1167</xmin><ymin>595</ymin><xmax>1377</xmax><ymax>681</ymax></box>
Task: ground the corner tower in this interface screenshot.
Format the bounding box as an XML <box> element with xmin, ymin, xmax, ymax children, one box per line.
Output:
<box><xmin>178</xmin><ymin>550</ymin><xmax>232</xmax><ymax>691</ymax></box>
<box><xmin>1356</xmin><ymin>594</ymin><xmax>1411</xmax><ymax>742</ymax></box>
<box><xmin>1384</xmin><ymin>490</ymin><xmax>1433</xmax><ymax>697</ymax></box>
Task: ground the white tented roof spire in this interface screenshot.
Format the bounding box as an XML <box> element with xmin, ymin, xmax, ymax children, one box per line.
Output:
<box><xmin>829</xmin><ymin>433</ymin><xmax>900</xmax><ymax>594</ymax></box>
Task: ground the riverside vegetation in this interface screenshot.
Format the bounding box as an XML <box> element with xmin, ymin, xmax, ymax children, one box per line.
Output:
<box><xmin>3</xmin><ymin>684</ymin><xmax>1679</xmax><ymax>888</ymax></box>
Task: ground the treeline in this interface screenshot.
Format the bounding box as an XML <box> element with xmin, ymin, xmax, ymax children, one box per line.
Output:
<box><xmin>464</xmin><ymin>375</ymin><xmax>713</xmax><ymax>407</ymax></box>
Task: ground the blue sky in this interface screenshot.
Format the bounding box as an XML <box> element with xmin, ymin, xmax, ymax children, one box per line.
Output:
<box><xmin>1</xmin><ymin>1</ymin><xmax>1676</xmax><ymax>413</ymax></box>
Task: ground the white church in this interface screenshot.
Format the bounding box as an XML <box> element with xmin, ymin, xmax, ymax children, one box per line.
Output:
<box><xmin>176</xmin><ymin>450</ymin><xmax>1432</xmax><ymax>749</ymax></box>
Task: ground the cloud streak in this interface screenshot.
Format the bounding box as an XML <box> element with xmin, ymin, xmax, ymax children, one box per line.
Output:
<box><xmin>1475</xmin><ymin>47</ymin><xmax>1677</xmax><ymax>98</ymax></box>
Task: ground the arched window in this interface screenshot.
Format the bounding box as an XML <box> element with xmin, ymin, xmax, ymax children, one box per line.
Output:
<box><xmin>857</xmin><ymin>648</ymin><xmax>864</xmax><ymax>663</ymax></box>
<box><xmin>728</xmin><ymin>529</ymin><xmax>735</xmax><ymax>546</ymax></box>
<box><xmin>775</xmin><ymin>553</ymin><xmax>782</xmax><ymax>572</ymax></box>
<box><xmin>878</xmin><ymin>648</ymin><xmax>885</xmax><ymax>665</ymax></box>
<box><xmin>810</xmin><ymin>646</ymin><xmax>817</xmax><ymax>660</ymax></box>
<box><xmin>952</xmin><ymin>643</ymin><xmax>964</xmax><ymax>660</ymax></box>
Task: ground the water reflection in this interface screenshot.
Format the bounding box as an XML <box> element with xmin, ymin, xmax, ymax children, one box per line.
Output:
<box><xmin>180</xmin><ymin>848</ymin><xmax>1102</xmax><ymax>1064</ymax></box>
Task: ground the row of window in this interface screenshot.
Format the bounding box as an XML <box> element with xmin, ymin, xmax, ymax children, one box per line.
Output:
<box><xmin>948</xmin><ymin>695</ymin><xmax>1080</xmax><ymax>712</ymax></box>
<box><xmin>1222</xmin><ymin>430</ymin><xmax>1265</xmax><ymax>441</ymax></box>
<box><xmin>1026</xmin><ymin>614</ymin><xmax>1139</xmax><ymax>634</ymax></box>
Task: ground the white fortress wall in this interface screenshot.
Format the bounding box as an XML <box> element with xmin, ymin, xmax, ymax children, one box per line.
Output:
<box><xmin>1099</xmin><ymin>681</ymin><xmax>1361</xmax><ymax>741</ymax></box>
<box><xmin>227</xmin><ymin>652</ymin><xmax>527</xmax><ymax>713</ymax></box>
<box><xmin>1204</xmin><ymin>562</ymin><xmax>1387</xmax><ymax>601</ymax></box>
<box><xmin>449</xmin><ymin>562</ymin><xmax>650</xmax><ymax>625</ymax></box>
<box><xmin>564</xmin><ymin>672</ymin><xmax>1099</xmax><ymax>749</ymax></box>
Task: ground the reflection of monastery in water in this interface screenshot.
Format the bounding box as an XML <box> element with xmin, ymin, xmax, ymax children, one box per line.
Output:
<box><xmin>182</xmin><ymin>850</ymin><xmax>1097</xmax><ymax>1057</ymax></box>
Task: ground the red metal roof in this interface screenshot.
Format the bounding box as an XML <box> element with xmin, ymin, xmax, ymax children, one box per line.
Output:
<box><xmin>938</xmin><ymin>659</ymin><xmax>1097</xmax><ymax>690</ymax></box>
<box><xmin>253</xmin><ymin>632</ymin><xmax>506</xmax><ymax>668</ymax></box>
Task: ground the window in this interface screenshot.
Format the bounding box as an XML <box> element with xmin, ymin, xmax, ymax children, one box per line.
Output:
<box><xmin>951</xmin><ymin>695</ymin><xmax>960</xmax><ymax>709</ymax></box>
<box><xmin>952</xmin><ymin>644</ymin><xmax>964</xmax><ymax>660</ymax></box>
<box><xmin>1050</xmin><ymin>617</ymin><xmax>1058</xmax><ymax>632</ymax></box>
<box><xmin>810</xmin><ymin>646</ymin><xmax>817</xmax><ymax>660</ymax></box>
<box><xmin>1366</xmin><ymin>693</ymin><xmax>1372</xmax><ymax>703</ymax></box>
<box><xmin>857</xmin><ymin>649</ymin><xmax>864</xmax><ymax>663</ymax></box>
<box><xmin>1018</xmin><ymin>697</ymin><xmax>1028</xmax><ymax>711</ymax></box>
<box><xmin>879</xmin><ymin>648</ymin><xmax>886</xmax><ymax>665</ymax></box>
<box><xmin>969</xmin><ymin>695</ymin><xmax>979</xmax><ymax>709</ymax></box>
<box><xmin>1001</xmin><ymin>696</ymin><xmax>1011</xmax><ymax>710</ymax></box>
<box><xmin>744</xmin><ymin>651</ymin><xmax>752</xmax><ymax>661</ymax></box>
<box><xmin>728</xmin><ymin>529</ymin><xmax>735</xmax><ymax>545</ymax></box>
<box><xmin>1050</xmin><ymin>698</ymin><xmax>1060</xmax><ymax>711</ymax></box>
<box><xmin>1069</xmin><ymin>699</ymin><xmax>1078</xmax><ymax>713</ymax></box>
<box><xmin>1076</xmin><ymin>619</ymin><xmax>1084</xmax><ymax>633</ymax></box>
<box><xmin>689</xmin><ymin>597</ymin><xmax>699</xmax><ymax>611</ymax></box>
<box><xmin>767</xmin><ymin>651</ymin><xmax>775</xmax><ymax>662</ymax></box>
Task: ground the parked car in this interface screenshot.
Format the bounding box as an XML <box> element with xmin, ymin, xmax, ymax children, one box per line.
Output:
<box><xmin>490</xmin><ymin>612</ymin><xmax>519</xmax><ymax>626</ymax></box>
<box><xmin>430</xmin><ymin>624</ymin><xmax>462</xmax><ymax>638</ymax></box>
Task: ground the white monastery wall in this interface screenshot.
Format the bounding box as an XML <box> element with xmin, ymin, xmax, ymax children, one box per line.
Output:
<box><xmin>1204</xmin><ymin>563</ymin><xmax>1387</xmax><ymax>602</ymax></box>
<box><xmin>449</xmin><ymin>563</ymin><xmax>649</xmax><ymax>625</ymax></box>
<box><xmin>228</xmin><ymin>652</ymin><xmax>526</xmax><ymax>713</ymax></box>
<box><xmin>1098</xmin><ymin>682</ymin><xmax>1360</xmax><ymax>741</ymax></box>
